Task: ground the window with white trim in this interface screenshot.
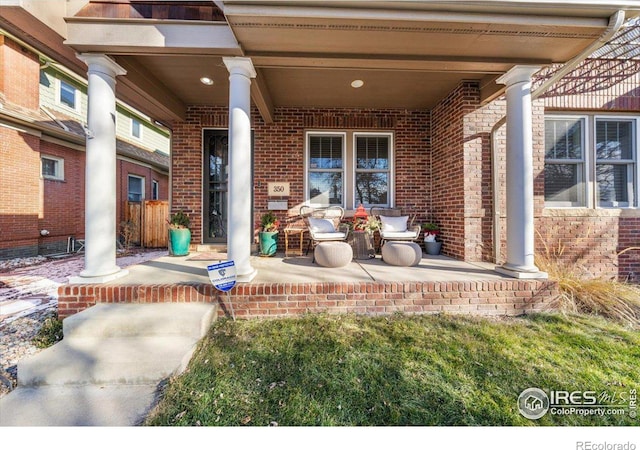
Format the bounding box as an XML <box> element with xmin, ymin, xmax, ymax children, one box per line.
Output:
<box><xmin>152</xmin><ymin>180</ymin><xmax>159</xmax><ymax>200</ymax></box>
<box><xmin>41</xmin><ymin>155</ymin><xmax>64</xmax><ymax>181</ymax></box>
<box><xmin>58</xmin><ymin>80</ymin><xmax>79</xmax><ymax>111</ymax></box>
<box><xmin>355</xmin><ymin>134</ymin><xmax>391</xmax><ymax>206</ymax></box>
<box><xmin>127</xmin><ymin>175</ymin><xmax>145</xmax><ymax>202</ymax></box>
<box><xmin>595</xmin><ymin>119</ymin><xmax>635</xmax><ymax>207</ymax></box>
<box><xmin>544</xmin><ymin>117</ymin><xmax>586</xmax><ymax>207</ymax></box>
<box><xmin>305</xmin><ymin>131</ymin><xmax>394</xmax><ymax>209</ymax></box>
<box><xmin>131</xmin><ymin>118</ymin><xmax>143</xmax><ymax>140</ymax></box>
<box><xmin>544</xmin><ymin>115</ymin><xmax>638</xmax><ymax>208</ymax></box>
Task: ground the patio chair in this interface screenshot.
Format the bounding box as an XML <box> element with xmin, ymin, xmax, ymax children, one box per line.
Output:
<box><xmin>370</xmin><ymin>207</ymin><xmax>420</xmax><ymax>252</ymax></box>
<box><xmin>300</xmin><ymin>205</ymin><xmax>350</xmax><ymax>259</ymax></box>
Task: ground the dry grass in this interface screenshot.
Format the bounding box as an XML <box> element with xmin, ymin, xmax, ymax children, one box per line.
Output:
<box><xmin>536</xmin><ymin>231</ymin><xmax>640</xmax><ymax>328</ymax></box>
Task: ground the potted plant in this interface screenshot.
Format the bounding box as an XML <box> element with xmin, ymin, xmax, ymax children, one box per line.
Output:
<box><xmin>422</xmin><ymin>222</ymin><xmax>442</xmax><ymax>255</ymax></box>
<box><xmin>259</xmin><ymin>211</ymin><xmax>280</xmax><ymax>256</ymax></box>
<box><xmin>168</xmin><ymin>211</ymin><xmax>191</xmax><ymax>256</ymax></box>
<box><xmin>353</xmin><ymin>216</ymin><xmax>380</xmax><ymax>234</ymax></box>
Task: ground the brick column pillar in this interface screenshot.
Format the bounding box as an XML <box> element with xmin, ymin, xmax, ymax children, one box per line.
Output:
<box><xmin>223</xmin><ymin>57</ymin><xmax>257</xmax><ymax>282</ymax></box>
<box><xmin>70</xmin><ymin>54</ymin><xmax>128</xmax><ymax>284</ymax></box>
<box><xmin>495</xmin><ymin>65</ymin><xmax>547</xmax><ymax>279</ymax></box>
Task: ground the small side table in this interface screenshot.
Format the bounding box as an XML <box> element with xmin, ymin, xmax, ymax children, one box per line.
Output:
<box><xmin>351</xmin><ymin>231</ymin><xmax>375</xmax><ymax>260</ymax></box>
<box><xmin>284</xmin><ymin>227</ymin><xmax>306</xmax><ymax>256</ymax></box>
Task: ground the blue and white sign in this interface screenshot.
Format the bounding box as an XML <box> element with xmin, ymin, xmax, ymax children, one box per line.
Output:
<box><xmin>207</xmin><ymin>260</ymin><xmax>237</xmax><ymax>292</ymax></box>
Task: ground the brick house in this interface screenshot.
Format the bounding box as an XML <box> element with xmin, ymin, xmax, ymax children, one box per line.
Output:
<box><xmin>4</xmin><ymin>1</ymin><xmax>639</xmax><ymax>284</ymax></box>
<box><xmin>0</xmin><ymin>9</ymin><xmax>170</xmax><ymax>259</ymax></box>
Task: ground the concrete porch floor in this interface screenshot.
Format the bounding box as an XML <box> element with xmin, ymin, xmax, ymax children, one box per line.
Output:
<box><xmin>112</xmin><ymin>252</ymin><xmax>511</xmax><ymax>285</ymax></box>
<box><xmin>58</xmin><ymin>250</ymin><xmax>558</xmax><ymax>319</ymax></box>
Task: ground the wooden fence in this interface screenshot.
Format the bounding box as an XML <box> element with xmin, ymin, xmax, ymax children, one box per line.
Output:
<box><xmin>124</xmin><ymin>200</ymin><xmax>169</xmax><ymax>248</ymax></box>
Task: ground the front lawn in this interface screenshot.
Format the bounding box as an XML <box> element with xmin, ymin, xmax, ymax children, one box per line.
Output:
<box><xmin>145</xmin><ymin>313</ymin><xmax>639</xmax><ymax>426</ymax></box>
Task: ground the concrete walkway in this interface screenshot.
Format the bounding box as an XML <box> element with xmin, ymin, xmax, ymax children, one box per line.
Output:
<box><xmin>0</xmin><ymin>303</ymin><xmax>217</xmax><ymax>426</ymax></box>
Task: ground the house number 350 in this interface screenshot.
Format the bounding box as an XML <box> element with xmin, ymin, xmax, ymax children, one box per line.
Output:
<box><xmin>268</xmin><ymin>182</ymin><xmax>290</xmax><ymax>197</ymax></box>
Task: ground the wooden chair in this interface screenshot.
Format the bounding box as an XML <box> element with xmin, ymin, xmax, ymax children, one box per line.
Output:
<box><xmin>300</xmin><ymin>205</ymin><xmax>350</xmax><ymax>258</ymax></box>
<box><xmin>370</xmin><ymin>207</ymin><xmax>420</xmax><ymax>252</ymax></box>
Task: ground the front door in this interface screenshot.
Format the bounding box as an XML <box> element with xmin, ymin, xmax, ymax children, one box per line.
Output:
<box><xmin>203</xmin><ymin>130</ymin><xmax>228</xmax><ymax>243</ymax></box>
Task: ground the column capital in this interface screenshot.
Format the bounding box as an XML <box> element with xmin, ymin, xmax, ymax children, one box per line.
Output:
<box><xmin>496</xmin><ymin>65</ymin><xmax>542</xmax><ymax>87</ymax></box>
<box><xmin>223</xmin><ymin>57</ymin><xmax>257</xmax><ymax>79</ymax></box>
<box><xmin>77</xmin><ymin>53</ymin><xmax>127</xmax><ymax>78</ymax></box>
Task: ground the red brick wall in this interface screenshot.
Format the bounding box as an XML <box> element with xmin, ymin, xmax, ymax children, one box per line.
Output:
<box><xmin>431</xmin><ymin>81</ymin><xmax>496</xmax><ymax>261</ymax></box>
<box><xmin>58</xmin><ymin>279</ymin><xmax>559</xmax><ymax>319</ymax></box>
<box><xmin>537</xmin><ymin>72</ymin><xmax>640</xmax><ymax>281</ymax></box>
<box><xmin>0</xmin><ymin>36</ymin><xmax>40</xmax><ymax>110</ymax></box>
<box><xmin>38</xmin><ymin>141</ymin><xmax>85</xmax><ymax>252</ymax></box>
<box><xmin>0</xmin><ymin>128</ymin><xmax>41</xmax><ymax>257</ymax></box>
<box><xmin>171</xmin><ymin>106</ymin><xmax>430</xmax><ymax>246</ymax></box>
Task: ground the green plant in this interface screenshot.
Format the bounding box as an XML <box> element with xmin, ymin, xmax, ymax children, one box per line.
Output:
<box><xmin>421</xmin><ymin>223</ymin><xmax>440</xmax><ymax>233</ymax></box>
<box><xmin>260</xmin><ymin>212</ymin><xmax>279</xmax><ymax>232</ymax></box>
<box><xmin>422</xmin><ymin>222</ymin><xmax>440</xmax><ymax>241</ymax></box>
<box><xmin>169</xmin><ymin>212</ymin><xmax>190</xmax><ymax>229</ymax></box>
<box><xmin>32</xmin><ymin>315</ymin><xmax>63</xmax><ymax>349</ymax></box>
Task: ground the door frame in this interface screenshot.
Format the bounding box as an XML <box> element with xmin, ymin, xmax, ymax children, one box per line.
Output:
<box><xmin>202</xmin><ymin>128</ymin><xmax>254</xmax><ymax>244</ymax></box>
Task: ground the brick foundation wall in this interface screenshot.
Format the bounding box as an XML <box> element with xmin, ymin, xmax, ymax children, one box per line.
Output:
<box><xmin>538</xmin><ymin>210</ymin><xmax>640</xmax><ymax>281</ymax></box>
<box><xmin>58</xmin><ymin>279</ymin><xmax>559</xmax><ymax>319</ymax></box>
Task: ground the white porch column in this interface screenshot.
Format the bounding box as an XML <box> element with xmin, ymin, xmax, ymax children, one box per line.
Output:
<box><xmin>223</xmin><ymin>57</ymin><xmax>257</xmax><ymax>282</ymax></box>
<box><xmin>70</xmin><ymin>54</ymin><xmax>128</xmax><ymax>284</ymax></box>
<box><xmin>495</xmin><ymin>65</ymin><xmax>547</xmax><ymax>279</ymax></box>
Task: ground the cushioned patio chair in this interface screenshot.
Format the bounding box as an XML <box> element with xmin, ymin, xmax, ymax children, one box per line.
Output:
<box><xmin>300</xmin><ymin>205</ymin><xmax>350</xmax><ymax>259</ymax></box>
<box><xmin>370</xmin><ymin>207</ymin><xmax>420</xmax><ymax>252</ymax></box>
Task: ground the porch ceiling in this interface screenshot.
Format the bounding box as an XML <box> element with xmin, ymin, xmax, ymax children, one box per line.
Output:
<box><xmin>62</xmin><ymin>1</ymin><xmax>640</xmax><ymax>124</ymax></box>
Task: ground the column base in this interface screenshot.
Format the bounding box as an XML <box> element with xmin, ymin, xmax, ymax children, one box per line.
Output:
<box><xmin>69</xmin><ymin>268</ymin><xmax>129</xmax><ymax>284</ymax></box>
<box><xmin>495</xmin><ymin>265</ymin><xmax>548</xmax><ymax>279</ymax></box>
<box><xmin>236</xmin><ymin>267</ymin><xmax>258</xmax><ymax>283</ymax></box>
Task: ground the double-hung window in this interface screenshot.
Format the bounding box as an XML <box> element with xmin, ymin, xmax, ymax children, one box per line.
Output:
<box><xmin>307</xmin><ymin>133</ymin><xmax>345</xmax><ymax>206</ymax></box>
<box><xmin>544</xmin><ymin>115</ymin><xmax>638</xmax><ymax>208</ymax></box>
<box><xmin>595</xmin><ymin>119</ymin><xmax>636</xmax><ymax>207</ymax></box>
<box><xmin>355</xmin><ymin>134</ymin><xmax>391</xmax><ymax>206</ymax></box>
<box><xmin>306</xmin><ymin>131</ymin><xmax>394</xmax><ymax>209</ymax></box>
<box><xmin>544</xmin><ymin>117</ymin><xmax>586</xmax><ymax>207</ymax></box>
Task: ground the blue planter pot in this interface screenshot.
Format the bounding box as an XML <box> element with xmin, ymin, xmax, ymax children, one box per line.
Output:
<box><xmin>259</xmin><ymin>231</ymin><xmax>278</xmax><ymax>256</ymax></box>
<box><xmin>169</xmin><ymin>228</ymin><xmax>191</xmax><ymax>256</ymax></box>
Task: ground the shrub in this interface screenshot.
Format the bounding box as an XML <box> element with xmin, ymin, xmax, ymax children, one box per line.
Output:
<box><xmin>536</xmin><ymin>231</ymin><xmax>640</xmax><ymax>328</ymax></box>
<box><xmin>32</xmin><ymin>315</ymin><xmax>63</xmax><ymax>349</ymax></box>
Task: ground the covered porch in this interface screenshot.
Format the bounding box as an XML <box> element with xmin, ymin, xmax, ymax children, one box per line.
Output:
<box><xmin>58</xmin><ymin>251</ymin><xmax>558</xmax><ymax>319</ymax></box>
<box><xmin>57</xmin><ymin>1</ymin><xmax>638</xmax><ymax>296</ymax></box>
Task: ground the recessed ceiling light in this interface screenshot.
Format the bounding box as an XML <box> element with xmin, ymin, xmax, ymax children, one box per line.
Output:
<box><xmin>200</xmin><ymin>77</ymin><xmax>214</xmax><ymax>86</ymax></box>
<box><xmin>351</xmin><ymin>79</ymin><xmax>364</xmax><ymax>88</ymax></box>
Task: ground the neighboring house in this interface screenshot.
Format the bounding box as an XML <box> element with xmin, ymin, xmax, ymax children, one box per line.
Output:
<box><xmin>0</xmin><ymin>21</ymin><xmax>170</xmax><ymax>259</ymax></box>
<box><xmin>2</xmin><ymin>1</ymin><xmax>638</xmax><ymax>284</ymax></box>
